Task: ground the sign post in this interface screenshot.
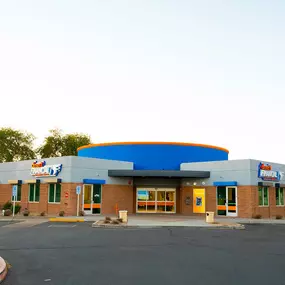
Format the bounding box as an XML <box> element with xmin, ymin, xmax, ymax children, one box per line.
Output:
<box><xmin>76</xmin><ymin>186</ymin><xmax>81</xmax><ymax>217</ymax></box>
<box><xmin>12</xmin><ymin>185</ymin><xmax>18</xmax><ymax>217</ymax></box>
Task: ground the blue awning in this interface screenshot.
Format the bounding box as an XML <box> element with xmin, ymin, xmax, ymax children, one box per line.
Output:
<box><xmin>83</xmin><ymin>179</ymin><xmax>106</xmax><ymax>185</ymax></box>
<box><xmin>213</xmin><ymin>181</ymin><xmax>238</xmax><ymax>186</ymax></box>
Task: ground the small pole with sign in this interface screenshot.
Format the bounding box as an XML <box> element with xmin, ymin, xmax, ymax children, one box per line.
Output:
<box><xmin>12</xmin><ymin>185</ymin><xmax>17</xmax><ymax>217</ymax></box>
<box><xmin>76</xmin><ymin>186</ymin><xmax>81</xmax><ymax>217</ymax></box>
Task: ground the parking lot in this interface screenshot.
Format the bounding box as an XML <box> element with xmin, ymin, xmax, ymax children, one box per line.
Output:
<box><xmin>1</xmin><ymin>222</ymin><xmax>285</xmax><ymax>285</ymax></box>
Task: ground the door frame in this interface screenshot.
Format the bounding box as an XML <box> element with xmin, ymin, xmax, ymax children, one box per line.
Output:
<box><xmin>83</xmin><ymin>184</ymin><xmax>102</xmax><ymax>215</ymax></box>
<box><xmin>226</xmin><ymin>186</ymin><xmax>238</xmax><ymax>217</ymax></box>
<box><xmin>136</xmin><ymin>188</ymin><xmax>176</xmax><ymax>213</ymax></box>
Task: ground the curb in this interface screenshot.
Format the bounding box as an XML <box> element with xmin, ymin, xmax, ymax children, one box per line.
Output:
<box><xmin>49</xmin><ymin>218</ymin><xmax>84</xmax><ymax>223</ymax></box>
<box><xmin>91</xmin><ymin>222</ymin><xmax>245</xmax><ymax>230</ymax></box>
<box><xmin>0</xmin><ymin>257</ymin><xmax>8</xmax><ymax>283</ymax></box>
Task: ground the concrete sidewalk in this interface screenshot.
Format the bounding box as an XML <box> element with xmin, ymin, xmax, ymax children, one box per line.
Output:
<box><xmin>1</xmin><ymin>215</ymin><xmax>285</xmax><ymax>228</ymax></box>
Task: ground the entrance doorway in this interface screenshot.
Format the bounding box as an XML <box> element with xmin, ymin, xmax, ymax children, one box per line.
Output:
<box><xmin>136</xmin><ymin>188</ymin><xmax>176</xmax><ymax>213</ymax></box>
<box><xmin>217</xmin><ymin>186</ymin><xmax>237</xmax><ymax>217</ymax></box>
<box><xmin>83</xmin><ymin>184</ymin><xmax>102</xmax><ymax>214</ymax></box>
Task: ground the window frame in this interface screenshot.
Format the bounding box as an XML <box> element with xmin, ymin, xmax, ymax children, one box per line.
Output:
<box><xmin>48</xmin><ymin>183</ymin><xmax>61</xmax><ymax>204</ymax></box>
<box><xmin>258</xmin><ymin>186</ymin><xmax>269</xmax><ymax>207</ymax></box>
<box><xmin>275</xmin><ymin>187</ymin><xmax>284</xmax><ymax>206</ymax></box>
<box><xmin>11</xmin><ymin>184</ymin><xmax>22</xmax><ymax>202</ymax></box>
<box><xmin>29</xmin><ymin>183</ymin><xmax>40</xmax><ymax>203</ymax></box>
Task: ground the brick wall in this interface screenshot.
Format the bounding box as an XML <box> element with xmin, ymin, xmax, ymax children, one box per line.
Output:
<box><xmin>0</xmin><ymin>183</ymin><xmax>83</xmax><ymax>216</ymax></box>
<box><xmin>1</xmin><ymin>183</ymin><xmax>284</xmax><ymax>218</ymax></box>
<box><xmin>101</xmin><ymin>185</ymin><xmax>134</xmax><ymax>215</ymax></box>
<box><xmin>251</xmin><ymin>186</ymin><xmax>285</xmax><ymax>218</ymax></box>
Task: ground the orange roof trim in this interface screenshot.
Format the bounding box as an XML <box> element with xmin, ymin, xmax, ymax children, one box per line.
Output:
<box><xmin>77</xmin><ymin>142</ymin><xmax>229</xmax><ymax>153</ymax></box>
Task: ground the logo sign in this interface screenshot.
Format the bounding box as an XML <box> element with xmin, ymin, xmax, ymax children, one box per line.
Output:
<box><xmin>12</xmin><ymin>185</ymin><xmax>18</xmax><ymax>197</ymax></box>
<box><xmin>65</xmin><ymin>192</ymin><xmax>69</xmax><ymax>199</ymax></box>
<box><xmin>258</xmin><ymin>162</ymin><xmax>284</xmax><ymax>181</ymax></box>
<box><xmin>76</xmin><ymin>186</ymin><xmax>81</xmax><ymax>195</ymax></box>
<box><xmin>31</xmin><ymin>160</ymin><xmax>62</xmax><ymax>177</ymax></box>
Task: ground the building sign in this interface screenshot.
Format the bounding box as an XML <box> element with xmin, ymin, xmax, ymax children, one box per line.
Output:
<box><xmin>137</xmin><ymin>190</ymin><xmax>149</xmax><ymax>201</ymax></box>
<box><xmin>258</xmin><ymin>162</ymin><xmax>284</xmax><ymax>181</ymax></box>
<box><xmin>31</xmin><ymin>160</ymin><xmax>62</xmax><ymax>177</ymax></box>
<box><xmin>193</xmin><ymin>188</ymin><xmax>205</xmax><ymax>213</ymax></box>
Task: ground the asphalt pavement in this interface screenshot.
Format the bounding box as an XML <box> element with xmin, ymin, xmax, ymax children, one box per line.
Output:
<box><xmin>0</xmin><ymin>222</ymin><xmax>285</xmax><ymax>285</ymax></box>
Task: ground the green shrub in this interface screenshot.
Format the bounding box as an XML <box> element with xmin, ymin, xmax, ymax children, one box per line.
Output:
<box><xmin>14</xmin><ymin>204</ymin><xmax>21</xmax><ymax>214</ymax></box>
<box><xmin>3</xmin><ymin>201</ymin><xmax>12</xmax><ymax>211</ymax></box>
<box><xmin>59</xmin><ymin>211</ymin><xmax>65</xmax><ymax>217</ymax></box>
<box><xmin>276</xmin><ymin>215</ymin><xmax>283</xmax><ymax>220</ymax></box>
<box><xmin>2</xmin><ymin>201</ymin><xmax>21</xmax><ymax>214</ymax></box>
<box><xmin>40</xmin><ymin>211</ymin><xmax>46</xmax><ymax>216</ymax></box>
<box><xmin>79</xmin><ymin>210</ymin><xmax>85</xmax><ymax>216</ymax></box>
<box><xmin>111</xmin><ymin>220</ymin><xmax>120</xmax><ymax>225</ymax></box>
<box><xmin>117</xmin><ymin>218</ymin><xmax>123</xmax><ymax>223</ymax></box>
<box><xmin>4</xmin><ymin>209</ymin><xmax>12</xmax><ymax>216</ymax></box>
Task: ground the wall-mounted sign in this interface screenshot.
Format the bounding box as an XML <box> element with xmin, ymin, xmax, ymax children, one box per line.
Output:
<box><xmin>258</xmin><ymin>162</ymin><xmax>284</xmax><ymax>181</ymax></box>
<box><xmin>31</xmin><ymin>160</ymin><xmax>62</xmax><ymax>177</ymax></box>
<box><xmin>193</xmin><ymin>189</ymin><xmax>206</xmax><ymax>213</ymax></box>
<box><xmin>137</xmin><ymin>190</ymin><xmax>149</xmax><ymax>201</ymax></box>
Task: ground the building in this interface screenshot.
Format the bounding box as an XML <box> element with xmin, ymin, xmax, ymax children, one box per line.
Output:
<box><xmin>0</xmin><ymin>142</ymin><xmax>284</xmax><ymax>218</ymax></box>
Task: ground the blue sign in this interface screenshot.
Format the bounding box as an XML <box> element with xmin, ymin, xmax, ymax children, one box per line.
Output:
<box><xmin>12</xmin><ymin>185</ymin><xmax>18</xmax><ymax>197</ymax></box>
<box><xmin>76</xmin><ymin>186</ymin><xmax>81</xmax><ymax>195</ymax></box>
<box><xmin>258</xmin><ymin>162</ymin><xmax>284</xmax><ymax>181</ymax></box>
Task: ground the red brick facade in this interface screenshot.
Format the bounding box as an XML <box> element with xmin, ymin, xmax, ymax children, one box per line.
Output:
<box><xmin>0</xmin><ymin>183</ymin><xmax>284</xmax><ymax>218</ymax></box>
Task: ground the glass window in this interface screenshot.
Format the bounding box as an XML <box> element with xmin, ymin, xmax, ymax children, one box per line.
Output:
<box><xmin>258</xmin><ymin>186</ymin><xmax>269</xmax><ymax>206</ymax></box>
<box><xmin>11</xmin><ymin>184</ymin><xmax>21</xmax><ymax>202</ymax></box>
<box><xmin>276</xmin><ymin>188</ymin><xmax>284</xmax><ymax>206</ymax></box>
<box><xmin>29</xmin><ymin>184</ymin><xmax>40</xmax><ymax>202</ymax></box>
<box><xmin>49</xmin><ymin>183</ymin><xmax>61</xmax><ymax>203</ymax></box>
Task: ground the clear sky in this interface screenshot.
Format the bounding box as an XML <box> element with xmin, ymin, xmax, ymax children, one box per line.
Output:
<box><xmin>0</xmin><ymin>0</ymin><xmax>284</xmax><ymax>163</ymax></box>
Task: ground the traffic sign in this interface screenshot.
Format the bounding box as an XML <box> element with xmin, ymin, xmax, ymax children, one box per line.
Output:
<box><xmin>76</xmin><ymin>186</ymin><xmax>81</xmax><ymax>195</ymax></box>
<box><xmin>12</xmin><ymin>185</ymin><xmax>18</xmax><ymax>197</ymax></box>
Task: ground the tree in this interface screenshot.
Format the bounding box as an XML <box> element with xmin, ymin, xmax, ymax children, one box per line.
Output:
<box><xmin>38</xmin><ymin>129</ymin><xmax>92</xmax><ymax>158</ymax></box>
<box><xmin>0</xmin><ymin>128</ymin><xmax>36</xmax><ymax>162</ymax></box>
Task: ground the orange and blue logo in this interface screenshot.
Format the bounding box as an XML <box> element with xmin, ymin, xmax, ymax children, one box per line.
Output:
<box><xmin>31</xmin><ymin>161</ymin><xmax>62</xmax><ymax>177</ymax></box>
<box><xmin>258</xmin><ymin>162</ymin><xmax>284</xmax><ymax>181</ymax></box>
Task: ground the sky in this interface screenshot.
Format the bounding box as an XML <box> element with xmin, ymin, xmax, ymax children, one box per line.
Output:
<box><xmin>0</xmin><ymin>0</ymin><xmax>285</xmax><ymax>163</ymax></box>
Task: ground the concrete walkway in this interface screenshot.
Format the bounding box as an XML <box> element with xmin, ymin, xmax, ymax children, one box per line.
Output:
<box><xmin>1</xmin><ymin>215</ymin><xmax>285</xmax><ymax>228</ymax></box>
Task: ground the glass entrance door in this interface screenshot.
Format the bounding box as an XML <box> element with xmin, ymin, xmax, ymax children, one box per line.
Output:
<box><xmin>83</xmin><ymin>184</ymin><xmax>102</xmax><ymax>215</ymax></box>
<box><xmin>83</xmin><ymin>184</ymin><xmax>92</xmax><ymax>215</ymax></box>
<box><xmin>136</xmin><ymin>188</ymin><xmax>176</xmax><ymax>213</ymax></box>
<box><xmin>217</xmin><ymin>186</ymin><xmax>238</xmax><ymax>216</ymax></box>
<box><xmin>226</xmin><ymin>187</ymin><xmax>237</xmax><ymax>217</ymax></box>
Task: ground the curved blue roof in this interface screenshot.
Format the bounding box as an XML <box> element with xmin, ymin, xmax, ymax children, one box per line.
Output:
<box><xmin>77</xmin><ymin>142</ymin><xmax>229</xmax><ymax>170</ymax></box>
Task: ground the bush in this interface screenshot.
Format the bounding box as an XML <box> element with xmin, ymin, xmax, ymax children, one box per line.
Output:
<box><xmin>4</xmin><ymin>209</ymin><xmax>12</xmax><ymax>216</ymax></box>
<box><xmin>111</xmin><ymin>220</ymin><xmax>120</xmax><ymax>225</ymax></box>
<box><xmin>104</xmin><ymin>220</ymin><xmax>110</xmax><ymax>224</ymax></box>
<box><xmin>14</xmin><ymin>204</ymin><xmax>21</xmax><ymax>214</ymax></box>
<box><xmin>3</xmin><ymin>201</ymin><xmax>21</xmax><ymax>214</ymax></box>
<box><xmin>253</xmin><ymin>214</ymin><xmax>262</xmax><ymax>219</ymax></box>
<box><xmin>276</xmin><ymin>215</ymin><xmax>283</xmax><ymax>220</ymax></box>
<box><xmin>105</xmin><ymin>216</ymin><xmax>111</xmax><ymax>222</ymax></box>
<box><xmin>40</xmin><ymin>211</ymin><xmax>46</xmax><ymax>217</ymax></box>
<box><xmin>79</xmin><ymin>210</ymin><xmax>85</xmax><ymax>216</ymax></box>
<box><xmin>23</xmin><ymin>208</ymin><xmax>29</xmax><ymax>217</ymax></box>
<box><xmin>3</xmin><ymin>201</ymin><xmax>12</xmax><ymax>211</ymax></box>
<box><xmin>59</xmin><ymin>211</ymin><xmax>65</xmax><ymax>217</ymax></box>
<box><xmin>117</xmin><ymin>218</ymin><xmax>123</xmax><ymax>223</ymax></box>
